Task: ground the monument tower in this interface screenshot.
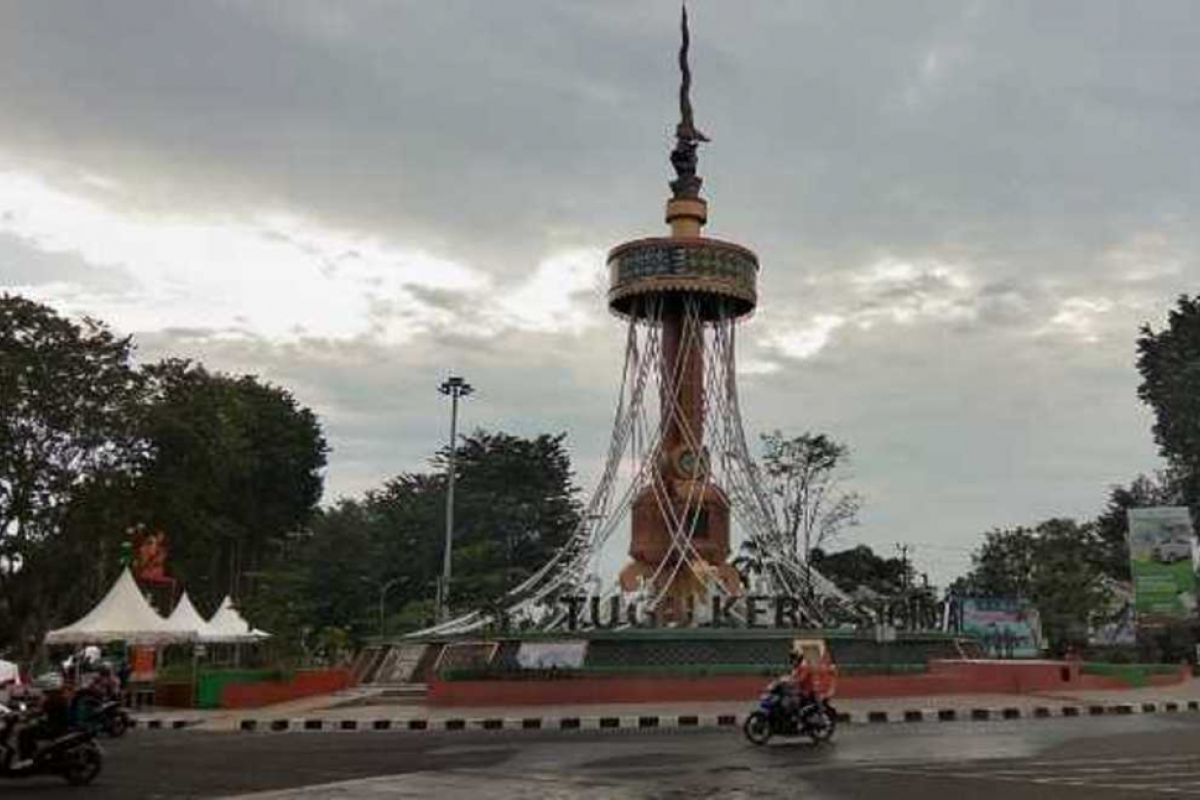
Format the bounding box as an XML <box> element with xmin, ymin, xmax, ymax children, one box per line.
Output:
<box><xmin>419</xmin><ymin>6</ymin><xmax>851</xmax><ymax>635</ymax></box>
<box><xmin>610</xmin><ymin>5</ymin><xmax>752</xmax><ymax>615</ymax></box>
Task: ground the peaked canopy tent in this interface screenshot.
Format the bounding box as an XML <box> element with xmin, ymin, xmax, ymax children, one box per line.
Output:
<box><xmin>206</xmin><ymin>596</ymin><xmax>269</xmax><ymax>643</ymax></box>
<box><xmin>44</xmin><ymin>568</ymin><xmax>192</xmax><ymax>646</ymax></box>
<box><xmin>163</xmin><ymin>591</ymin><xmax>220</xmax><ymax>641</ymax></box>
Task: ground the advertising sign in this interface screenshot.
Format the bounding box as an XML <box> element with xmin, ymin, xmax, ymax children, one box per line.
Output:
<box><xmin>1089</xmin><ymin>580</ymin><xmax>1137</xmax><ymax>646</ymax></box>
<box><xmin>515</xmin><ymin>641</ymin><xmax>588</xmax><ymax>669</ymax></box>
<box><xmin>960</xmin><ymin>597</ymin><xmax>1043</xmax><ymax>658</ymax></box>
<box><xmin>1127</xmin><ymin>506</ymin><xmax>1197</xmax><ymax>621</ymax></box>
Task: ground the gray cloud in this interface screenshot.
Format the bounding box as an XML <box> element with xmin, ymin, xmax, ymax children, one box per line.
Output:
<box><xmin>3</xmin><ymin>0</ymin><xmax>1198</xmax><ymax>582</ymax></box>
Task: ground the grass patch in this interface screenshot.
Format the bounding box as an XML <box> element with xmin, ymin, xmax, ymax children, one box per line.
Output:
<box><xmin>1080</xmin><ymin>662</ymin><xmax>1180</xmax><ymax>688</ymax></box>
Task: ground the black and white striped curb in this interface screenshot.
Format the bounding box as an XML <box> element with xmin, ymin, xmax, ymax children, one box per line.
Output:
<box><xmin>130</xmin><ymin>699</ymin><xmax>1200</xmax><ymax>733</ymax></box>
<box><xmin>128</xmin><ymin>718</ymin><xmax>206</xmax><ymax>730</ymax></box>
<box><xmin>853</xmin><ymin>699</ymin><xmax>1200</xmax><ymax>725</ymax></box>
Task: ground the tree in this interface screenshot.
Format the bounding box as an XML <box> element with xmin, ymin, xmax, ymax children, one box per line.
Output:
<box><xmin>1028</xmin><ymin>519</ymin><xmax>1111</xmax><ymax>654</ymax></box>
<box><xmin>134</xmin><ymin>360</ymin><xmax>328</xmax><ymax>611</ymax></box>
<box><xmin>809</xmin><ymin>545</ymin><xmax>910</xmax><ymax>596</ymax></box>
<box><xmin>756</xmin><ymin>431</ymin><xmax>862</xmax><ymax>560</ymax></box>
<box><xmin>957</xmin><ymin>527</ymin><xmax>1038</xmax><ymax>599</ymax></box>
<box><xmin>242</xmin><ymin>500</ymin><xmax>381</xmax><ymax>657</ymax></box>
<box><xmin>440</xmin><ymin>431</ymin><xmax>581</xmax><ymax>610</ymax></box>
<box><xmin>1093</xmin><ymin>471</ymin><xmax>1182</xmax><ymax>581</ymax></box>
<box><xmin>957</xmin><ymin>519</ymin><xmax>1110</xmax><ymax>655</ymax></box>
<box><xmin>0</xmin><ymin>294</ymin><xmax>147</xmax><ymax>653</ymax></box>
<box><xmin>1137</xmin><ymin>295</ymin><xmax>1200</xmax><ymax>510</ymax></box>
<box><xmin>244</xmin><ymin>429</ymin><xmax>583</xmax><ymax>647</ymax></box>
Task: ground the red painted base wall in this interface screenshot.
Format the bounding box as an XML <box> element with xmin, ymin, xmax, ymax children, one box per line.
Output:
<box><xmin>220</xmin><ymin>669</ymin><xmax>352</xmax><ymax>709</ymax></box>
<box><xmin>427</xmin><ymin>661</ymin><xmax>1190</xmax><ymax>707</ymax></box>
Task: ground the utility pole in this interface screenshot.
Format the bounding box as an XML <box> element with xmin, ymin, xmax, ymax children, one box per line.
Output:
<box><xmin>895</xmin><ymin>543</ymin><xmax>910</xmax><ymax>590</ymax></box>
<box><xmin>436</xmin><ymin>375</ymin><xmax>473</xmax><ymax>623</ymax></box>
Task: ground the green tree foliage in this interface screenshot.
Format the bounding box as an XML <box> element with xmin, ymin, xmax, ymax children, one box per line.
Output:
<box><xmin>135</xmin><ymin>359</ymin><xmax>328</xmax><ymax>612</ymax></box>
<box><xmin>957</xmin><ymin>519</ymin><xmax>1110</xmax><ymax>655</ymax></box>
<box><xmin>1094</xmin><ymin>472</ymin><xmax>1182</xmax><ymax>581</ymax></box>
<box><xmin>242</xmin><ymin>501</ymin><xmax>379</xmax><ymax>660</ymax></box>
<box><xmin>0</xmin><ymin>294</ymin><xmax>147</xmax><ymax>653</ymax></box>
<box><xmin>1137</xmin><ymin>295</ymin><xmax>1200</xmax><ymax>510</ymax></box>
<box><xmin>809</xmin><ymin>545</ymin><xmax>910</xmax><ymax>596</ymax></box>
<box><xmin>439</xmin><ymin>432</ymin><xmax>580</xmax><ymax>609</ymax></box>
<box><xmin>245</xmin><ymin>430</ymin><xmax>582</xmax><ymax>648</ymax></box>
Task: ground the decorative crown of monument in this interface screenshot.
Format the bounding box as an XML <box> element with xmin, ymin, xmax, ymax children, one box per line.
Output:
<box><xmin>670</xmin><ymin>4</ymin><xmax>708</xmax><ymax>202</ymax></box>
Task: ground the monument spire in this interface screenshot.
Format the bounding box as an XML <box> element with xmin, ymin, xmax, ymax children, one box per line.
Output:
<box><xmin>670</xmin><ymin>3</ymin><xmax>708</xmax><ymax>203</ymax></box>
<box><xmin>666</xmin><ymin>4</ymin><xmax>709</xmax><ymax>236</ymax></box>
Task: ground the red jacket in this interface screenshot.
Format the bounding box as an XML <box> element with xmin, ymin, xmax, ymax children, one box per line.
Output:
<box><xmin>791</xmin><ymin>663</ymin><xmax>816</xmax><ymax>694</ymax></box>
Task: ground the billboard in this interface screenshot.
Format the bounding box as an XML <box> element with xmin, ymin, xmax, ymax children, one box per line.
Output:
<box><xmin>1127</xmin><ymin>506</ymin><xmax>1197</xmax><ymax>621</ymax></box>
<box><xmin>1089</xmin><ymin>580</ymin><xmax>1136</xmax><ymax>646</ymax></box>
<box><xmin>515</xmin><ymin>641</ymin><xmax>588</xmax><ymax>669</ymax></box>
<box><xmin>960</xmin><ymin>597</ymin><xmax>1043</xmax><ymax>658</ymax></box>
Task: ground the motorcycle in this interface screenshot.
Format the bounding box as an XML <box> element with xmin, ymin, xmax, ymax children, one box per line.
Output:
<box><xmin>0</xmin><ymin>702</ymin><xmax>103</xmax><ymax>785</ymax></box>
<box><xmin>72</xmin><ymin>692</ymin><xmax>130</xmax><ymax>738</ymax></box>
<box><xmin>742</xmin><ymin>678</ymin><xmax>837</xmax><ymax>746</ymax></box>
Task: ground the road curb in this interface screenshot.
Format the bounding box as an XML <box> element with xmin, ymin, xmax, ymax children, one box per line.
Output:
<box><xmin>129</xmin><ymin>698</ymin><xmax>1200</xmax><ymax>734</ymax></box>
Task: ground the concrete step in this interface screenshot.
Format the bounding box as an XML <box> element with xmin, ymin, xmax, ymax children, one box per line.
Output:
<box><xmin>328</xmin><ymin>684</ymin><xmax>428</xmax><ymax>708</ymax></box>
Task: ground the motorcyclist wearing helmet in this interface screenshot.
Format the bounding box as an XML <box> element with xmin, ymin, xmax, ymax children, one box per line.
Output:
<box><xmin>782</xmin><ymin>649</ymin><xmax>818</xmax><ymax>722</ymax></box>
<box><xmin>92</xmin><ymin>665</ymin><xmax>120</xmax><ymax>702</ymax></box>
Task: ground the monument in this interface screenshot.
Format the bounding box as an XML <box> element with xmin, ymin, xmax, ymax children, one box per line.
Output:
<box><xmin>416</xmin><ymin>5</ymin><xmax>854</xmax><ymax>637</ymax></box>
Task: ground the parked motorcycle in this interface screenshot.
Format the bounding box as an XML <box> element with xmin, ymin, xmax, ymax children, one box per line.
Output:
<box><xmin>742</xmin><ymin>678</ymin><xmax>837</xmax><ymax>746</ymax></box>
<box><xmin>0</xmin><ymin>702</ymin><xmax>103</xmax><ymax>785</ymax></box>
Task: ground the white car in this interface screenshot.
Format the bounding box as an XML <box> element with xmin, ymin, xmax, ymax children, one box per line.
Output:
<box><xmin>1152</xmin><ymin>539</ymin><xmax>1193</xmax><ymax>564</ymax></box>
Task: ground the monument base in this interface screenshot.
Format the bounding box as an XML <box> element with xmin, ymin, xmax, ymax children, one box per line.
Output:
<box><xmin>425</xmin><ymin>657</ymin><xmax>1190</xmax><ymax>707</ymax></box>
<box><xmin>349</xmin><ymin>630</ymin><xmax>1192</xmax><ymax>706</ymax></box>
<box><xmin>362</xmin><ymin>628</ymin><xmax>977</xmax><ymax>694</ymax></box>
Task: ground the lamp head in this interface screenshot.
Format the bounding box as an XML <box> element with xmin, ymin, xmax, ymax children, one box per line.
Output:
<box><xmin>438</xmin><ymin>375</ymin><xmax>474</xmax><ymax>396</ymax></box>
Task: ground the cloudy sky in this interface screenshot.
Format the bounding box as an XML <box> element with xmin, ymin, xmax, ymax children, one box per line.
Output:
<box><xmin>3</xmin><ymin>0</ymin><xmax>1197</xmax><ymax>584</ymax></box>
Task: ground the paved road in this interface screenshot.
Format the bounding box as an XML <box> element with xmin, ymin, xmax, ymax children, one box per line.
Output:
<box><xmin>14</xmin><ymin>714</ymin><xmax>1200</xmax><ymax>798</ymax></box>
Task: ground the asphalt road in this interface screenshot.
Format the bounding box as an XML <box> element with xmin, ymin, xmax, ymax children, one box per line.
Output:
<box><xmin>12</xmin><ymin>713</ymin><xmax>1200</xmax><ymax>799</ymax></box>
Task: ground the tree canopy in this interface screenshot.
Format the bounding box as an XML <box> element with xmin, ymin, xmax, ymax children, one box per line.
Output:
<box><xmin>244</xmin><ymin>429</ymin><xmax>582</xmax><ymax>649</ymax></box>
<box><xmin>134</xmin><ymin>359</ymin><xmax>329</xmax><ymax>612</ymax></box>
<box><xmin>0</xmin><ymin>294</ymin><xmax>148</xmax><ymax>654</ymax></box>
<box><xmin>1137</xmin><ymin>295</ymin><xmax>1200</xmax><ymax>510</ymax></box>
<box><xmin>954</xmin><ymin>519</ymin><xmax>1110</xmax><ymax>655</ymax></box>
<box><xmin>0</xmin><ymin>295</ymin><xmax>330</xmax><ymax>654</ymax></box>
<box><xmin>809</xmin><ymin>545</ymin><xmax>910</xmax><ymax>596</ymax></box>
<box><xmin>758</xmin><ymin>431</ymin><xmax>862</xmax><ymax>560</ymax></box>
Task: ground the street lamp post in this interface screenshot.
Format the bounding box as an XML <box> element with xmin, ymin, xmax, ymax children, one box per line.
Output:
<box><xmin>436</xmin><ymin>375</ymin><xmax>473</xmax><ymax>623</ymax></box>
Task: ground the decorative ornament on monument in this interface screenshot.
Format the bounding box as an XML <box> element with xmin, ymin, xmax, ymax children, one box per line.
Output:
<box><xmin>410</xmin><ymin>6</ymin><xmax>858</xmax><ymax>637</ymax></box>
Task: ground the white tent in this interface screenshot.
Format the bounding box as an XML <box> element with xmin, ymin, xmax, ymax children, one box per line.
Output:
<box><xmin>45</xmin><ymin>568</ymin><xmax>191</xmax><ymax>646</ymax></box>
<box><xmin>163</xmin><ymin>591</ymin><xmax>220</xmax><ymax>641</ymax></box>
<box><xmin>206</xmin><ymin>596</ymin><xmax>269</xmax><ymax>643</ymax></box>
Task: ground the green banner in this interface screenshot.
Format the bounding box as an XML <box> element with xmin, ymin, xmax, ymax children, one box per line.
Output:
<box><xmin>1127</xmin><ymin>507</ymin><xmax>1197</xmax><ymax>621</ymax></box>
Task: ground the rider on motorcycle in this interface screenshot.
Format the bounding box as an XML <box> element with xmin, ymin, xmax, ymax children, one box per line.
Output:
<box><xmin>782</xmin><ymin>650</ymin><xmax>816</xmax><ymax>720</ymax></box>
<box><xmin>19</xmin><ymin>688</ymin><xmax>71</xmax><ymax>770</ymax></box>
<box><xmin>784</xmin><ymin>648</ymin><xmax>838</xmax><ymax>723</ymax></box>
<box><xmin>89</xmin><ymin>665</ymin><xmax>121</xmax><ymax>701</ymax></box>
